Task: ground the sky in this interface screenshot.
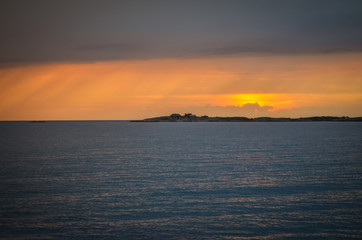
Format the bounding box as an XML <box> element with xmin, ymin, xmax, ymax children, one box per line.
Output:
<box><xmin>1</xmin><ymin>0</ymin><xmax>362</xmax><ymax>120</ymax></box>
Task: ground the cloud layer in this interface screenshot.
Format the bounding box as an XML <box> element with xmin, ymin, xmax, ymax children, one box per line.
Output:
<box><xmin>1</xmin><ymin>0</ymin><xmax>362</xmax><ymax>62</ymax></box>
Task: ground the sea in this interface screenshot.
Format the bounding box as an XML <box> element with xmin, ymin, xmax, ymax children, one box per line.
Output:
<box><xmin>0</xmin><ymin>121</ymin><xmax>361</xmax><ymax>239</ymax></box>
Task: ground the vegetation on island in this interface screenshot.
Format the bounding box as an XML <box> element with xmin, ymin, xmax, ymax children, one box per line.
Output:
<box><xmin>131</xmin><ymin>113</ymin><xmax>362</xmax><ymax>122</ymax></box>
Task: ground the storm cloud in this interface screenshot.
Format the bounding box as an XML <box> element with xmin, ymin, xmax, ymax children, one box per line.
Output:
<box><xmin>1</xmin><ymin>0</ymin><xmax>362</xmax><ymax>63</ymax></box>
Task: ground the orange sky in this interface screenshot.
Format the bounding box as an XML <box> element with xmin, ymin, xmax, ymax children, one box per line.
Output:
<box><xmin>1</xmin><ymin>53</ymin><xmax>362</xmax><ymax>120</ymax></box>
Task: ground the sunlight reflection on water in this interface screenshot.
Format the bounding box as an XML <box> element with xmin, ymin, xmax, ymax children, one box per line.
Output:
<box><xmin>0</xmin><ymin>121</ymin><xmax>361</xmax><ymax>239</ymax></box>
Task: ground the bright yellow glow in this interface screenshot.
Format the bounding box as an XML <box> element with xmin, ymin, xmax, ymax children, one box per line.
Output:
<box><xmin>226</xmin><ymin>94</ymin><xmax>294</xmax><ymax>110</ymax></box>
<box><xmin>0</xmin><ymin>53</ymin><xmax>362</xmax><ymax>120</ymax></box>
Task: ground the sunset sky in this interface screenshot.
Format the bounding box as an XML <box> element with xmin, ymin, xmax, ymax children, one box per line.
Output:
<box><xmin>1</xmin><ymin>0</ymin><xmax>362</xmax><ymax>120</ymax></box>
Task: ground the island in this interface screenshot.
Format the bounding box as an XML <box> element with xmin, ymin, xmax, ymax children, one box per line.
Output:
<box><xmin>131</xmin><ymin>113</ymin><xmax>362</xmax><ymax>122</ymax></box>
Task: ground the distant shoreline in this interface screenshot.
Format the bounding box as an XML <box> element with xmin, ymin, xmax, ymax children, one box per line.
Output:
<box><xmin>131</xmin><ymin>115</ymin><xmax>362</xmax><ymax>122</ymax></box>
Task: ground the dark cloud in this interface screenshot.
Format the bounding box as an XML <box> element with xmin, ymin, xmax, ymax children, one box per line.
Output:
<box><xmin>199</xmin><ymin>44</ymin><xmax>362</xmax><ymax>57</ymax></box>
<box><xmin>1</xmin><ymin>0</ymin><xmax>362</xmax><ymax>63</ymax></box>
<box><xmin>239</xmin><ymin>103</ymin><xmax>273</xmax><ymax>112</ymax></box>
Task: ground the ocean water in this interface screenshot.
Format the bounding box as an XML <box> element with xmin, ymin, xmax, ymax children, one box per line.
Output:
<box><xmin>0</xmin><ymin>121</ymin><xmax>361</xmax><ymax>239</ymax></box>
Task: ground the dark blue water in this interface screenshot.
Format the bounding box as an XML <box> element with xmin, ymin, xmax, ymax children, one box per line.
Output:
<box><xmin>1</xmin><ymin>121</ymin><xmax>361</xmax><ymax>239</ymax></box>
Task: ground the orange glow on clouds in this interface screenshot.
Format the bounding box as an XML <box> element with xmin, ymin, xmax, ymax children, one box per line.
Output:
<box><xmin>1</xmin><ymin>53</ymin><xmax>362</xmax><ymax>120</ymax></box>
<box><xmin>227</xmin><ymin>94</ymin><xmax>293</xmax><ymax>109</ymax></box>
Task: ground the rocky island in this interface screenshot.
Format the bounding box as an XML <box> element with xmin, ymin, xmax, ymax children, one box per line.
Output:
<box><xmin>131</xmin><ymin>113</ymin><xmax>362</xmax><ymax>122</ymax></box>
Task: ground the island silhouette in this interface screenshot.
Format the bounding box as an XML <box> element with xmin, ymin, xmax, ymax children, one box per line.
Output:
<box><xmin>132</xmin><ymin>113</ymin><xmax>362</xmax><ymax>122</ymax></box>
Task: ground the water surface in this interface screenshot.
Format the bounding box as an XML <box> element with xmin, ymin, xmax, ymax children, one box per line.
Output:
<box><xmin>1</xmin><ymin>121</ymin><xmax>361</xmax><ymax>239</ymax></box>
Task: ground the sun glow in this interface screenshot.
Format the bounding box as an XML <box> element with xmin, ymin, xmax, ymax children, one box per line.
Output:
<box><xmin>1</xmin><ymin>53</ymin><xmax>362</xmax><ymax>120</ymax></box>
<box><xmin>227</xmin><ymin>94</ymin><xmax>294</xmax><ymax>110</ymax></box>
